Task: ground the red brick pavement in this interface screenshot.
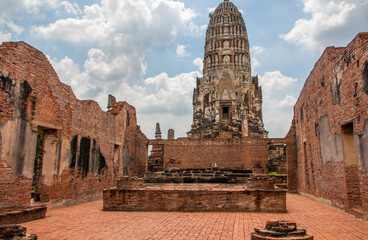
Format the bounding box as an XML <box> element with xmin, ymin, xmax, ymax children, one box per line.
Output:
<box><xmin>22</xmin><ymin>193</ymin><xmax>368</xmax><ymax>240</ymax></box>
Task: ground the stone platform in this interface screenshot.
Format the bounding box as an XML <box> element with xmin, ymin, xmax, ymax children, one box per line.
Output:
<box><xmin>0</xmin><ymin>206</ymin><xmax>47</xmax><ymax>225</ymax></box>
<box><xmin>103</xmin><ymin>183</ymin><xmax>286</xmax><ymax>212</ymax></box>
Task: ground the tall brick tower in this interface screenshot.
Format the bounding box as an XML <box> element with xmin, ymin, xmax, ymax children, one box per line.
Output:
<box><xmin>188</xmin><ymin>0</ymin><xmax>268</xmax><ymax>139</ymax></box>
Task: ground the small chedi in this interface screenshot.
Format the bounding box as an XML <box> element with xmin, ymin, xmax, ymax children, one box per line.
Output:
<box><xmin>251</xmin><ymin>220</ymin><xmax>313</xmax><ymax>240</ymax></box>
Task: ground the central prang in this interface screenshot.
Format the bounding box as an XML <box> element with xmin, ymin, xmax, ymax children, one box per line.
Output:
<box><xmin>188</xmin><ymin>0</ymin><xmax>268</xmax><ymax>139</ymax></box>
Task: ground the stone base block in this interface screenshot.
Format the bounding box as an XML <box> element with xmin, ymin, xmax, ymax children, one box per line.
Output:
<box><xmin>103</xmin><ymin>186</ymin><xmax>286</xmax><ymax>212</ymax></box>
<box><xmin>0</xmin><ymin>206</ymin><xmax>47</xmax><ymax>224</ymax></box>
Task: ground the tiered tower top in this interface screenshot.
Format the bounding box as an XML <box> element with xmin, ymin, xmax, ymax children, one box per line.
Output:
<box><xmin>203</xmin><ymin>0</ymin><xmax>250</xmax><ymax>76</ymax></box>
<box><xmin>188</xmin><ymin>0</ymin><xmax>267</xmax><ymax>139</ymax></box>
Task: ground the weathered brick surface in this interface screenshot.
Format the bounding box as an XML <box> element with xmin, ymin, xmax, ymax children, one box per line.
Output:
<box><xmin>103</xmin><ymin>184</ymin><xmax>286</xmax><ymax>212</ymax></box>
<box><xmin>0</xmin><ymin>42</ymin><xmax>148</xmax><ymax>208</ymax></box>
<box><xmin>22</xmin><ymin>194</ymin><xmax>368</xmax><ymax>240</ymax></box>
<box><xmin>290</xmin><ymin>33</ymin><xmax>368</xmax><ymax>219</ymax></box>
<box><xmin>0</xmin><ymin>161</ymin><xmax>32</xmax><ymax>208</ymax></box>
<box><xmin>285</xmin><ymin>125</ymin><xmax>297</xmax><ymax>192</ymax></box>
<box><xmin>148</xmin><ymin>137</ymin><xmax>294</xmax><ymax>175</ymax></box>
<box><xmin>163</xmin><ymin>138</ymin><xmax>267</xmax><ymax>171</ymax></box>
<box><xmin>0</xmin><ymin>206</ymin><xmax>46</xmax><ymax>225</ymax></box>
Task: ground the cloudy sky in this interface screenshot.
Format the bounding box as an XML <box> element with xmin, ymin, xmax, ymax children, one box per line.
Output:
<box><xmin>1</xmin><ymin>0</ymin><xmax>367</xmax><ymax>139</ymax></box>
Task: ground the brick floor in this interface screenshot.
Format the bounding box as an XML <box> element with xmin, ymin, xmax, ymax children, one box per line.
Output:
<box><xmin>22</xmin><ymin>193</ymin><xmax>368</xmax><ymax>240</ymax></box>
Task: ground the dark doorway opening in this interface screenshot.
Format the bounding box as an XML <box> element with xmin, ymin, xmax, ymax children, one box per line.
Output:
<box><xmin>341</xmin><ymin>122</ymin><xmax>362</xmax><ymax>209</ymax></box>
<box><xmin>32</xmin><ymin>128</ymin><xmax>43</xmax><ymax>202</ymax></box>
<box><xmin>222</xmin><ymin>106</ymin><xmax>229</xmax><ymax>120</ymax></box>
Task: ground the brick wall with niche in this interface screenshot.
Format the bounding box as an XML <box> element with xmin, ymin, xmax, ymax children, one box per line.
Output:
<box><xmin>0</xmin><ymin>42</ymin><xmax>148</xmax><ymax>208</ymax></box>
<box><xmin>290</xmin><ymin>32</ymin><xmax>368</xmax><ymax>219</ymax></box>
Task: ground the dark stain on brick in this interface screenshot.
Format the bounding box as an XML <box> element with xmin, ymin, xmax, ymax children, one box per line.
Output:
<box><xmin>344</xmin><ymin>50</ymin><xmax>351</xmax><ymax>64</ymax></box>
<box><xmin>20</xmin><ymin>81</ymin><xmax>31</xmax><ymax>100</ymax></box>
<box><xmin>69</xmin><ymin>135</ymin><xmax>78</xmax><ymax>169</ymax></box>
<box><xmin>55</xmin><ymin>138</ymin><xmax>62</xmax><ymax>176</ymax></box>
<box><xmin>300</xmin><ymin>105</ymin><xmax>304</xmax><ymax>122</ymax></box>
<box><xmin>330</xmin><ymin>74</ymin><xmax>341</xmax><ymax>105</ymax></box>
<box><xmin>15</xmin><ymin>120</ymin><xmax>27</xmax><ymax>176</ymax></box>
<box><xmin>79</xmin><ymin>137</ymin><xmax>91</xmax><ymax>177</ymax></box>
<box><xmin>0</xmin><ymin>74</ymin><xmax>15</xmax><ymax>95</ymax></box>
<box><xmin>362</xmin><ymin>60</ymin><xmax>368</xmax><ymax>94</ymax></box>
<box><xmin>99</xmin><ymin>153</ymin><xmax>106</xmax><ymax>175</ymax></box>
<box><xmin>122</xmin><ymin>145</ymin><xmax>132</xmax><ymax>176</ymax></box>
<box><xmin>126</xmin><ymin>111</ymin><xmax>130</xmax><ymax>127</ymax></box>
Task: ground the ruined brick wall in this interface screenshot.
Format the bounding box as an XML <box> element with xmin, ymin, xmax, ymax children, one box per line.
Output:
<box><xmin>268</xmin><ymin>144</ymin><xmax>286</xmax><ymax>174</ymax></box>
<box><xmin>0</xmin><ymin>42</ymin><xmax>148</xmax><ymax>208</ymax></box>
<box><xmin>284</xmin><ymin>125</ymin><xmax>297</xmax><ymax>192</ymax></box>
<box><xmin>291</xmin><ymin>33</ymin><xmax>368</xmax><ymax>219</ymax></box>
<box><xmin>148</xmin><ymin>137</ymin><xmax>269</xmax><ymax>173</ymax></box>
<box><xmin>103</xmin><ymin>188</ymin><xmax>286</xmax><ymax>212</ymax></box>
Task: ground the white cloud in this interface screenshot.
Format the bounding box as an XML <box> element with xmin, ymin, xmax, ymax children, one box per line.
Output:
<box><xmin>187</xmin><ymin>22</ymin><xmax>207</xmax><ymax>36</ymax></box>
<box><xmin>250</xmin><ymin>46</ymin><xmax>265</xmax><ymax>73</ymax></box>
<box><xmin>193</xmin><ymin>58</ymin><xmax>203</xmax><ymax>72</ymax></box>
<box><xmin>279</xmin><ymin>95</ymin><xmax>297</xmax><ymax>109</ymax></box>
<box><xmin>260</xmin><ymin>71</ymin><xmax>297</xmax><ymax>92</ymax></box>
<box><xmin>34</xmin><ymin>17</ymin><xmax>107</xmax><ymax>43</ymax></box>
<box><xmin>115</xmin><ymin>71</ymin><xmax>200</xmax><ymax>138</ymax></box>
<box><xmin>59</xmin><ymin>1</ymin><xmax>82</xmax><ymax>15</ymax></box>
<box><xmin>49</xmin><ymin>53</ymin><xmax>200</xmax><ymax>138</ymax></box>
<box><xmin>30</xmin><ymin>0</ymin><xmax>205</xmax><ymax>138</ymax></box>
<box><xmin>280</xmin><ymin>0</ymin><xmax>368</xmax><ymax>50</ymax></box>
<box><xmin>48</xmin><ymin>55</ymin><xmax>81</xmax><ymax>86</ymax></box>
<box><xmin>0</xmin><ymin>30</ymin><xmax>11</xmax><ymax>43</ymax></box>
<box><xmin>126</xmin><ymin>71</ymin><xmax>198</xmax><ymax>114</ymax></box>
<box><xmin>251</xmin><ymin>46</ymin><xmax>265</xmax><ymax>55</ymax></box>
<box><xmin>0</xmin><ymin>0</ymin><xmax>76</xmax><ymax>16</ymax></box>
<box><xmin>251</xmin><ymin>57</ymin><xmax>260</xmax><ymax>71</ymax></box>
<box><xmin>6</xmin><ymin>21</ymin><xmax>24</xmax><ymax>34</ymax></box>
<box><xmin>0</xmin><ymin>0</ymin><xmax>80</xmax><ymax>42</ymax></box>
<box><xmin>34</xmin><ymin>0</ymin><xmax>201</xmax><ymax>102</ymax></box>
<box><xmin>176</xmin><ymin>44</ymin><xmax>189</xmax><ymax>57</ymax></box>
<box><xmin>34</xmin><ymin>0</ymin><xmax>198</xmax><ymax>44</ymax></box>
<box><xmin>208</xmin><ymin>7</ymin><xmax>216</xmax><ymax>13</ymax></box>
<box><xmin>23</xmin><ymin>0</ymin><xmax>59</xmax><ymax>10</ymax></box>
<box><xmin>259</xmin><ymin>71</ymin><xmax>298</xmax><ymax>137</ymax></box>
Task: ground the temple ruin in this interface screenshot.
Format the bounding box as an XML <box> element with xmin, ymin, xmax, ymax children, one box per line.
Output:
<box><xmin>0</xmin><ymin>0</ymin><xmax>367</xmax><ymax>227</ymax></box>
<box><xmin>103</xmin><ymin>0</ymin><xmax>291</xmax><ymax>213</ymax></box>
